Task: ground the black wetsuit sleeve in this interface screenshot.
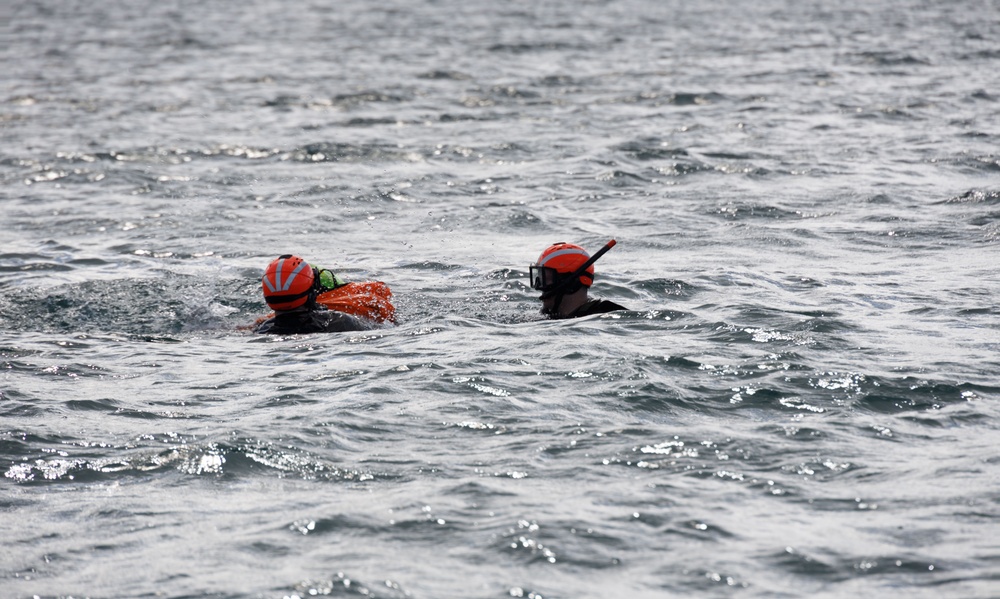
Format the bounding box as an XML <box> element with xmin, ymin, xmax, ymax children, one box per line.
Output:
<box><xmin>568</xmin><ymin>299</ymin><xmax>628</xmax><ymax>318</ymax></box>
<box><xmin>318</xmin><ymin>310</ymin><xmax>374</xmax><ymax>332</ymax></box>
<box><xmin>254</xmin><ymin>318</ymin><xmax>277</xmax><ymax>334</ymax></box>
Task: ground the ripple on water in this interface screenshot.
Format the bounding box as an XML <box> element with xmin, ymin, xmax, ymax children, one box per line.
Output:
<box><xmin>2</xmin><ymin>0</ymin><xmax>998</xmax><ymax>597</ymax></box>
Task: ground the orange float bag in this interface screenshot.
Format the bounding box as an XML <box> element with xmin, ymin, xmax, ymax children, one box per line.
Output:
<box><xmin>315</xmin><ymin>281</ymin><xmax>396</xmax><ymax>323</ymax></box>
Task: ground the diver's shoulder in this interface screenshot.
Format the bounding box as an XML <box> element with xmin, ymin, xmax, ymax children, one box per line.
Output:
<box><xmin>569</xmin><ymin>298</ymin><xmax>628</xmax><ymax>318</ymax></box>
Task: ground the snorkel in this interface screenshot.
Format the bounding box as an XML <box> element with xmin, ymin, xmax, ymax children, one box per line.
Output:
<box><xmin>535</xmin><ymin>239</ymin><xmax>617</xmax><ymax>317</ymax></box>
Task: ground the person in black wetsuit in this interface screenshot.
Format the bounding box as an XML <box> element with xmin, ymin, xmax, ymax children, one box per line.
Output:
<box><xmin>529</xmin><ymin>241</ymin><xmax>627</xmax><ymax>319</ymax></box>
<box><xmin>254</xmin><ymin>254</ymin><xmax>374</xmax><ymax>334</ymax></box>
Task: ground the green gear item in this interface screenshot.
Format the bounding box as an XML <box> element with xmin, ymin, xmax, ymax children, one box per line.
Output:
<box><xmin>317</xmin><ymin>268</ymin><xmax>346</xmax><ymax>290</ymax></box>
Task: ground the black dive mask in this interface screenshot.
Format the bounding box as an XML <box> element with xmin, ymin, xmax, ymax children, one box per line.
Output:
<box><xmin>529</xmin><ymin>265</ymin><xmax>558</xmax><ymax>292</ymax></box>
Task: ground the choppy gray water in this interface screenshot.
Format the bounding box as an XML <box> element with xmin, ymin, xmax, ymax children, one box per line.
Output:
<box><xmin>2</xmin><ymin>0</ymin><xmax>999</xmax><ymax>597</ymax></box>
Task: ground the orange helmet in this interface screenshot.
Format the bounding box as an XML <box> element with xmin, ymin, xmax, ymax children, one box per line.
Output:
<box><xmin>530</xmin><ymin>242</ymin><xmax>594</xmax><ymax>293</ymax></box>
<box><xmin>261</xmin><ymin>255</ymin><xmax>317</xmax><ymax>311</ymax></box>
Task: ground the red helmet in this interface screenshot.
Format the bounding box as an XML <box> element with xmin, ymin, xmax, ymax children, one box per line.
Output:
<box><xmin>531</xmin><ymin>242</ymin><xmax>594</xmax><ymax>291</ymax></box>
<box><xmin>261</xmin><ymin>255</ymin><xmax>316</xmax><ymax>310</ymax></box>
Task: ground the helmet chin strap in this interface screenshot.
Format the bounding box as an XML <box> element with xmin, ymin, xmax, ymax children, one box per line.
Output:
<box><xmin>542</xmin><ymin>276</ymin><xmax>584</xmax><ymax>317</ymax></box>
<box><xmin>543</xmin><ymin>292</ymin><xmax>565</xmax><ymax>317</ymax></box>
<box><xmin>304</xmin><ymin>267</ymin><xmax>323</xmax><ymax>309</ymax></box>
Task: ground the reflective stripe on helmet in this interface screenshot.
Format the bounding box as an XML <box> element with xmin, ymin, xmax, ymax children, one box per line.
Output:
<box><xmin>264</xmin><ymin>258</ymin><xmax>309</xmax><ymax>293</ymax></box>
<box><xmin>538</xmin><ymin>247</ymin><xmax>589</xmax><ymax>269</ymax></box>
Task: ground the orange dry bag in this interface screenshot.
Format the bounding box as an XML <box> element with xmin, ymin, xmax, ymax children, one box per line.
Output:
<box><xmin>315</xmin><ymin>281</ymin><xmax>396</xmax><ymax>323</ymax></box>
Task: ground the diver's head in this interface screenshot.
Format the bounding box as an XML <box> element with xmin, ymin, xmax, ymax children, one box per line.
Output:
<box><xmin>530</xmin><ymin>242</ymin><xmax>593</xmax><ymax>316</ymax></box>
<box><xmin>262</xmin><ymin>254</ymin><xmax>320</xmax><ymax>311</ymax></box>
<box><xmin>530</xmin><ymin>242</ymin><xmax>594</xmax><ymax>295</ymax></box>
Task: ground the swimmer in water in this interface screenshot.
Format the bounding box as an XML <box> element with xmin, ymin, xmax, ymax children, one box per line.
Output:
<box><xmin>529</xmin><ymin>241</ymin><xmax>627</xmax><ymax>319</ymax></box>
<box><xmin>254</xmin><ymin>254</ymin><xmax>389</xmax><ymax>334</ymax></box>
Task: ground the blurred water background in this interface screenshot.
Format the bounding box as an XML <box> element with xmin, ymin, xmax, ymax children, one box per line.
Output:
<box><xmin>2</xmin><ymin>0</ymin><xmax>999</xmax><ymax>597</ymax></box>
